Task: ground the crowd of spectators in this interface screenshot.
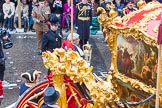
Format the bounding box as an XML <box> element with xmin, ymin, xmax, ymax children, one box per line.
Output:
<box><xmin>0</xmin><ymin>0</ymin><xmax>161</xmax><ymax>33</ymax></box>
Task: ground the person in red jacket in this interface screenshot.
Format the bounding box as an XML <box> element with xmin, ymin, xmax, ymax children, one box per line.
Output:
<box><xmin>0</xmin><ymin>80</ymin><xmax>4</xmax><ymax>105</ymax></box>
<box><xmin>62</xmin><ymin>33</ymin><xmax>84</xmax><ymax>108</ymax></box>
<box><xmin>62</xmin><ymin>33</ymin><xmax>84</xmax><ymax>57</ymax></box>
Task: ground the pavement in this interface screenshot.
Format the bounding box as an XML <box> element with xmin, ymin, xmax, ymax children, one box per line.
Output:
<box><xmin>0</xmin><ymin>30</ymin><xmax>111</xmax><ymax>108</ymax></box>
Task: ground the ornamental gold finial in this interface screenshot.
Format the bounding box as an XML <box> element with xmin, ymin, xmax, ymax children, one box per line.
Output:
<box><xmin>97</xmin><ymin>7</ymin><xmax>107</xmax><ymax>14</ymax></box>
<box><xmin>83</xmin><ymin>42</ymin><xmax>92</xmax><ymax>64</ymax></box>
<box><xmin>109</xmin><ymin>5</ymin><xmax>118</xmax><ymax>18</ymax></box>
<box><xmin>137</xmin><ymin>0</ymin><xmax>146</xmax><ymax>9</ymax></box>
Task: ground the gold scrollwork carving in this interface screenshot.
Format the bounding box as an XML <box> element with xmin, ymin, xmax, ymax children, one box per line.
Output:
<box><xmin>97</xmin><ymin>2</ymin><xmax>161</xmax><ymax>105</ymax></box>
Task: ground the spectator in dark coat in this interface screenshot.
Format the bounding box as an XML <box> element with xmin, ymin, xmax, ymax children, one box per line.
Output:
<box><xmin>0</xmin><ymin>28</ymin><xmax>11</xmax><ymax>82</ymax></box>
<box><xmin>114</xmin><ymin>0</ymin><xmax>124</xmax><ymax>17</ymax></box>
<box><xmin>0</xmin><ymin>0</ymin><xmax>5</xmax><ymax>27</ymax></box>
<box><xmin>28</xmin><ymin>0</ymin><xmax>38</xmax><ymax>32</ymax></box>
<box><xmin>75</xmin><ymin>0</ymin><xmax>92</xmax><ymax>49</ymax></box>
<box><xmin>51</xmin><ymin>0</ymin><xmax>63</xmax><ymax>24</ymax></box>
<box><xmin>42</xmin><ymin>14</ymin><xmax>62</xmax><ymax>53</ymax></box>
<box><xmin>0</xmin><ymin>36</ymin><xmax>5</xmax><ymax>82</ymax></box>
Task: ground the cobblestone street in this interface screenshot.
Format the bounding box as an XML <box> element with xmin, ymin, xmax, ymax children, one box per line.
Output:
<box><xmin>1</xmin><ymin>32</ymin><xmax>111</xmax><ymax>108</ymax></box>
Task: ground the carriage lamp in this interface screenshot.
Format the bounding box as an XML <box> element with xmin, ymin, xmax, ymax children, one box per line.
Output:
<box><xmin>83</xmin><ymin>42</ymin><xmax>92</xmax><ymax>65</ymax></box>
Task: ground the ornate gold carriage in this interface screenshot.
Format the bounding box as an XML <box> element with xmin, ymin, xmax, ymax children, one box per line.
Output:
<box><xmin>97</xmin><ymin>1</ymin><xmax>162</xmax><ymax>107</ymax></box>
<box><xmin>15</xmin><ymin>1</ymin><xmax>162</xmax><ymax>108</ymax></box>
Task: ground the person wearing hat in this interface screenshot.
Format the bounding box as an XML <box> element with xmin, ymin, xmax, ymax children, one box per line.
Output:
<box><xmin>41</xmin><ymin>85</ymin><xmax>60</xmax><ymax>108</ymax></box>
<box><xmin>19</xmin><ymin>70</ymin><xmax>41</xmax><ymax>103</ymax></box>
<box><xmin>32</xmin><ymin>0</ymin><xmax>51</xmax><ymax>55</ymax></box>
<box><xmin>42</xmin><ymin>14</ymin><xmax>62</xmax><ymax>53</ymax></box>
<box><xmin>62</xmin><ymin>33</ymin><xmax>84</xmax><ymax>57</ymax></box>
<box><xmin>123</xmin><ymin>2</ymin><xmax>137</xmax><ymax>15</ymax></box>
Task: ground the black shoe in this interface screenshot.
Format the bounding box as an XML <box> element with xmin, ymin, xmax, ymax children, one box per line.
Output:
<box><xmin>102</xmin><ymin>40</ymin><xmax>107</xmax><ymax>43</ymax></box>
<box><xmin>24</xmin><ymin>29</ymin><xmax>27</xmax><ymax>32</ymax></box>
<box><xmin>38</xmin><ymin>50</ymin><xmax>42</xmax><ymax>55</ymax></box>
<box><xmin>9</xmin><ymin>28</ymin><xmax>13</xmax><ymax>31</ymax></box>
<box><xmin>38</xmin><ymin>52</ymin><xmax>42</xmax><ymax>55</ymax></box>
<box><xmin>31</xmin><ymin>29</ymin><xmax>35</xmax><ymax>32</ymax></box>
<box><xmin>65</xmin><ymin>28</ymin><xmax>69</xmax><ymax>32</ymax></box>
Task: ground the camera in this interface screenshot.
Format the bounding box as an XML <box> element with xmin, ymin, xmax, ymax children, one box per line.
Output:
<box><xmin>0</xmin><ymin>28</ymin><xmax>13</xmax><ymax>49</ymax></box>
<box><xmin>0</xmin><ymin>28</ymin><xmax>7</xmax><ymax>40</ymax></box>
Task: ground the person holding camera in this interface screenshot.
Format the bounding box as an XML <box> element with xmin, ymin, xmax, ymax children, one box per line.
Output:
<box><xmin>0</xmin><ymin>28</ymin><xmax>12</xmax><ymax>87</ymax></box>
<box><xmin>51</xmin><ymin>0</ymin><xmax>63</xmax><ymax>20</ymax></box>
<box><xmin>51</xmin><ymin>0</ymin><xmax>63</xmax><ymax>37</ymax></box>
<box><xmin>32</xmin><ymin>0</ymin><xmax>51</xmax><ymax>55</ymax></box>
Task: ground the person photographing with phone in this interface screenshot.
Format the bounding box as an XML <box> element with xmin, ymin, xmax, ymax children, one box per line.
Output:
<box><xmin>51</xmin><ymin>0</ymin><xmax>63</xmax><ymax>37</ymax></box>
